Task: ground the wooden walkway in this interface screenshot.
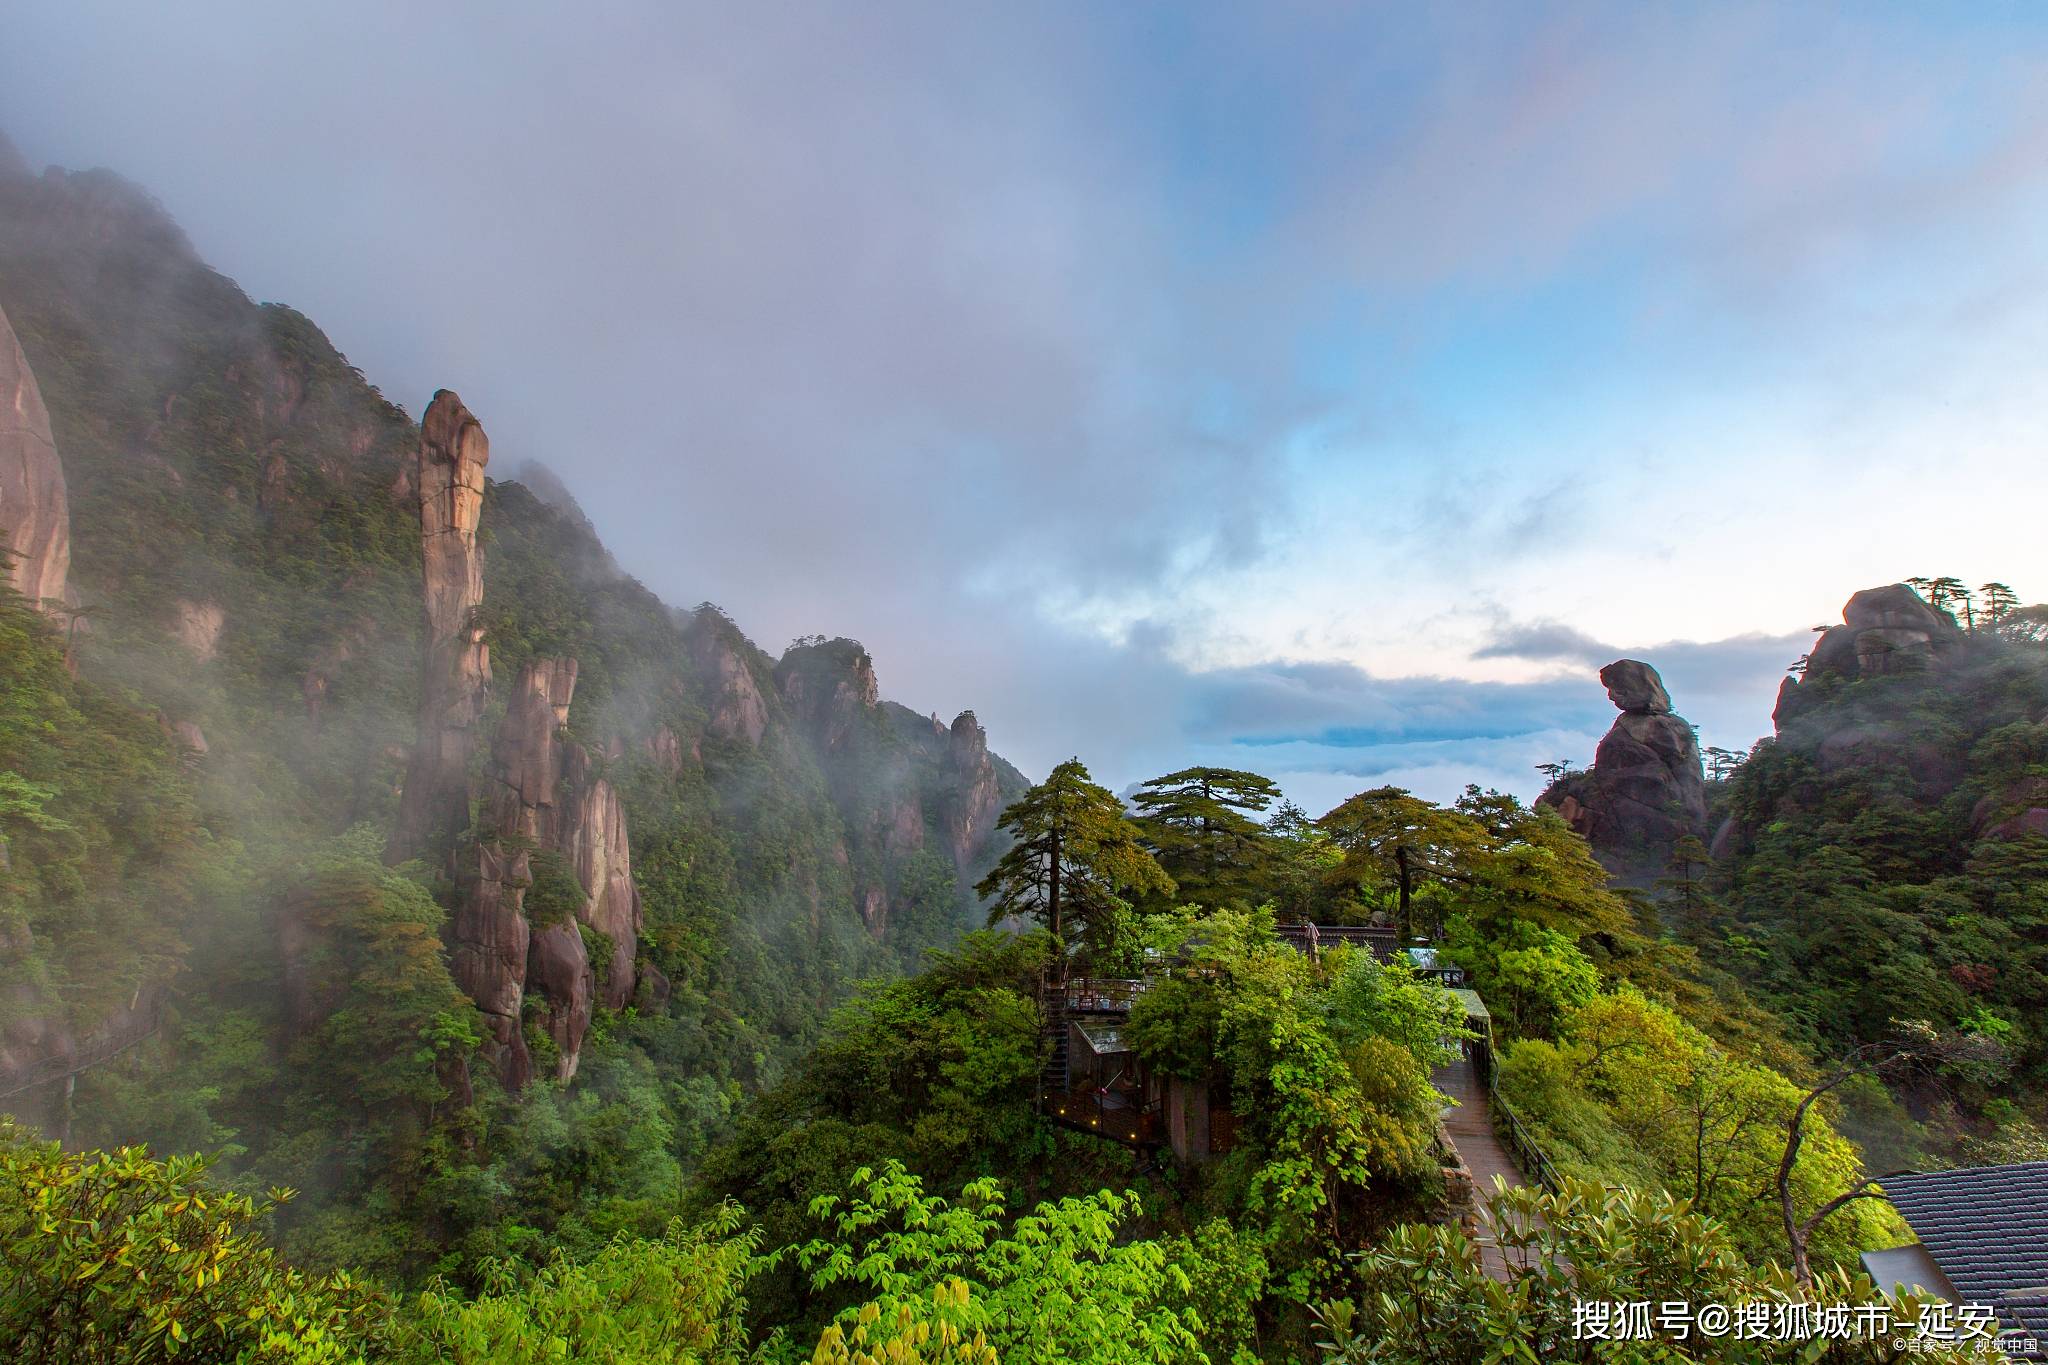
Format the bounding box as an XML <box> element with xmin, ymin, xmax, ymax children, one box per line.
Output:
<box><xmin>1434</xmin><ymin>1052</ymin><xmax>1536</xmax><ymax>1281</ymax></box>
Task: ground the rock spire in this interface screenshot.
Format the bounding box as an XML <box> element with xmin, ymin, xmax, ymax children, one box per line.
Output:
<box><xmin>388</xmin><ymin>390</ymin><xmax>492</xmax><ymax>865</ymax></box>
<box><xmin>0</xmin><ymin>300</ymin><xmax>70</xmax><ymax>614</ymax></box>
<box><xmin>1539</xmin><ymin>658</ymin><xmax>1706</xmax><ymax>882</ymax></box>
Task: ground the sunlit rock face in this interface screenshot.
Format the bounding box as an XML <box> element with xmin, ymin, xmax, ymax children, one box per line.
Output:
<box><xmin>940</xmin><ymin>710</ymin><xmax>1002</xmax><ymax>876</ymax></box>
<box><xmin>389</xmin><ymin>390</ymin><xmax>492</xmax><ymax>866</ymax></box>
<box><xmin>0</xmin><ymin>300</ymin><xmax>69</xmax><ymax>614</ymax></box>
<box><xmin>1539</xmin><ymin>658</ymin><xmax>1706</xmax><ymax>883</ymax></box>
<box><xmin>558</xmin><ymin>744</ymin><xmax>642</xmax><ymax>1011</ymax></box>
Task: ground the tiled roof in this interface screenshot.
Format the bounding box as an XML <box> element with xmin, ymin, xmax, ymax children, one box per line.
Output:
<box><xmin>1883</xmin><ymin>1161</ymin><xmax>2048</xmax><ymax>1345</ymax></box>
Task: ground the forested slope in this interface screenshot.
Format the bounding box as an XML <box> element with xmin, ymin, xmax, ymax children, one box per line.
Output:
<box><xmin>0</xmin><ymin>138</ymin><xmax>1025</xmax><ymax>1276</ymax></box>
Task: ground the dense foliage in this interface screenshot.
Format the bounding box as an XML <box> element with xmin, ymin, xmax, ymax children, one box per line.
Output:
<box><xmin>0</xmin><ymin>590</ymin><xmax>205</xmax><ymax>1032</ymax></box>
<box><xmin>1320</xmin><ymin>1179</ymin><xmax>1991</xmax><ymax>1364</ymax></box>
<box><xmin>3</xmin><ymin>151</ymin><xmax>2040</xmax><ymax>1365</ymax></box>
<box><xmin>1700</xmin><ymin>612</ymin><xmax>2048</xmax><ymax>1166</ymax></box>
<box><xmin>0</xmin><ymin>156</ymin><xmax>1023</xmax><ymax>1290</ymax></box>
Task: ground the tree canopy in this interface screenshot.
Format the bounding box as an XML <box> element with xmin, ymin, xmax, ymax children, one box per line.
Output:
<box><xmin>975</xmin><ymin>759</ymin><xmax>1172</xmax><ymax>972</ymax></box>
<box><xmin>1130</xmin><ymin>766</ymin><xmax>1283</xmax><ymax>910</ymax></box>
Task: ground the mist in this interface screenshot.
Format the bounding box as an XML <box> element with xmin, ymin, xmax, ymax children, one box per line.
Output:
<box><xmin>7</xmin><ymin>1</ymin><xmax>2047</xmax><ymax>804</ymax></box>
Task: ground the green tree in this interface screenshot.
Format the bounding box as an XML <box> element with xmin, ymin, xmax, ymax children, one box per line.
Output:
<box><xmin>1658</xmin><ymin>833</ymin><xmax>1715</xmax><ymax>931</ymax></box>
<box><xmin>1451</xmin><ymin>788</ymin><xmax>1637</xmax><ymax>948</ymax></box>
<box><xmin>792</xmin><ymin>1160</ymin><xmax>1205</xmax><ymax>1365</ymax></box>
<box><xmin>388</xmin><ymin>1205</ymin><xmax>760</xmax><ymax>1365</ymax></box>
<box><xmin>976</xmin><ymin>760</ymin><xmax>1173</xmax><ymax>974</ymax></box>
<box><xmin>1924</xmin><ymin>575</ymin><xmax>1970</xmax><ymax>625</ymax></box>
<box><xmin>1703</xmin><ymin>745</ymin><xmax>1745</xmax><ymax>781</ymax></box>
<box><xmin>1316</xmin><ymin>787</ymin><xmax>1486</xmax><ymax>938</ymax></box>
<box><xmin>1495</xmin><ymin>992</ymin><xmax>1899</xmax><ymax>1269</ymax></box>
<box><xmin>1264</xmin><ymin>800</ymin><xmax>1342</xmax><ymax>924</ymax></box>
<box><xmin>1979</xmin><ymin>582</ymin><xmax>2019</xmax><ymax>624</ymax></box>
<box><xmin>1130</xmin><ymin>766</ymin><xmax>1281</xmax><ymax>909</ymax></box>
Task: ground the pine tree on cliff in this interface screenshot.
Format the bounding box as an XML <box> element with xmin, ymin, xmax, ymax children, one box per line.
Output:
<box><xmin>1129</xmin><ymin>766</ymin><xmax>1280</xmax><ymax>909</ymax></box>
<box><xmin>977</xmin><ymin>759</ymin><xmax>1172</xmax><ymax>975</ymax></box>
<box><xmin>1980</xmin><ymin>581</ymin><xmax>2019</xmax><ymax>625</ymax></box>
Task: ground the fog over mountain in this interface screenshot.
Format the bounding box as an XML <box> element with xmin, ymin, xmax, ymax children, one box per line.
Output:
<box><xmin>8</xmin><ymin>1</ymin><xmax>2045</xmax><ymax>802</ymax></box>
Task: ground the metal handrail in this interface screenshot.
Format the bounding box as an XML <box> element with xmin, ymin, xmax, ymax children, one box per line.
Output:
<box><xmin>0</xmin><ymin>986</ymin><xmax>166</xmax><ymax>1100</ymax></box>
<box><xmin>1487</xmin><ymin>1070</ymin><xmax>1563</xmax><ymax>1194</ymax></box>
<box><xmin>1064</xmin><ymin>978</ymin><xmax>1144</xmax><ymax>1012</ymax></box>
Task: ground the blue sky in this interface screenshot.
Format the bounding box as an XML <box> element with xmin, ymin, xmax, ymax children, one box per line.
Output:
<box><xmin>6</xmin><ymin>1</ymin><xmax>2047</xmax><ymax>806</ymax></box>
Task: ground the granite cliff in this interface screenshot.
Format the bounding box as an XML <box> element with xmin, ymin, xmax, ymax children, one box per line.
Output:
<box><xmin>1539</xmin><ymin>658</ymin><xmax>1707</xmax><ymax>883</ymax></box>
<box><xmin>0</xmin><ymin>299</ymin><xmax>69</xmax><ymax>616</ymax></box>
<box><xmin>388</xmin><ymin>390</ymin><xmax>492</xmax><ymax>867</ymax></box>
<box><xmin>0</xmin><ymin>143</ymin><xmax>1029</xmax><ymax>1124</ymax></box>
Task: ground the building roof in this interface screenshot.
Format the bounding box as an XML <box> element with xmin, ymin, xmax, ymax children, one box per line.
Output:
<box><xmin>1882</xmin><ymin>1161</ymin><xmax>2048</xmax><ymax>1344</ymax></box>
<box><xmin>1861</xmin><ymin>1245</ymin><xmax>1960</xmax><ymax>1302</ymax></box>
<box><xmin>1448</xmin><ymin>988</ymin><xmax>1490</xmax><ymax>1023</ymax></box>
<box><xmin>1074</xmin><ymin>1021</ymin><xmax>1132</xmax><ymax>1054</ymax></box>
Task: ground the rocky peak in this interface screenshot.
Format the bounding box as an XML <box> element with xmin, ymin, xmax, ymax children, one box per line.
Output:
<box><xmin>685</xmin><ymin>609</ymin><xmax>770</xmax><ymax>747</ymax></box>
<box><xmin>940</xmin><ymin>710</ymin><xmax>1002</xmax><ymax>875</ymax></box>
<box><xmin>1815</xmin><ymin>583</ymin><xmax>1963</xmax><ymax>678</ymax></box>
<box><xmin>1600</xmin><ymin>659</ymin><xmax>1671</xmax><ymax>714</ymax></box>
<box><xmin>0</xmin><ymin>299</ymin><xmax>70</xmax><ymax>614</ymax></box>
<box><xmin>1777</xmin><ymin>583</ymin><xmax>1967</xmax><ymax>731</ymax></box>
<box><xmin>416</xmin><ymin>390</ymin><xmax>490</xmax><ymax>641</ymax></box>
<box><xmin>774</xmin><ymin>637</ymin><xmax>879</xmax><ymax>754</ymax></box>
<box><xmin>1539</xmin><ymin>657</ymin><xmax>1705</xmax><ymax>884</ymax></box>
<box><xmin>388</xmin><ymin>390</ymin><xmax>492</xmax><ymax>866</ymax></box>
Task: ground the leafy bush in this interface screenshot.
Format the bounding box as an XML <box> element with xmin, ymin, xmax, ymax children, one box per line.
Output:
<box><xmin>789</xmin><ymin>1160</ymin><xmax>1204</xmax><ymax>1365</ymax></box>
<box><xmin>1319</xmin><ymin>1179</ymin><xmax>1993</xmax><ymax>1364</ymax></box>
<box><xmin>388</xmin><ymin>1204</ymin><xmax>760</xmax><ymax>1365</ymax></box>
<box><xmin>0</xmin><ymin>1124</ymin><xmax>384</xmax><ymax>1364</ymax></box>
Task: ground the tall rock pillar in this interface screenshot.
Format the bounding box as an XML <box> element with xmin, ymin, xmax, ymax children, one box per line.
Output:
<box><xmin>389</xmin><ymin>390</ymin><xmax>492</xmax><ymax>866</ymax></box>
<box><xmin>0</xmin><ymin>301</ymin><xmax>71</xmax><ymax>615</ymax></box>
<box><xmin>1538</xmin><ymin>658</ymin><xmax>1706</xmax><ymax>884</ymax></box>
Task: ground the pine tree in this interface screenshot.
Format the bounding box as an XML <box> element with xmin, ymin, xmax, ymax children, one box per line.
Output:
<box><xmin>1317</xmin><ymin>786</ymin><xmax>1487</xmax><ymax>940</ymax></box>
<box><xmin>976</xmin><ymin>759</ymin><xmax>1173</xmax><ymax>975</ymax></box>
<box><xmin>1924</xmin><ymin>575</ymin><xmax>1970</xmax><ymax>625</ymax></box>
<box><xmin>1980</xmin><ymin>582</ymin><xmax>2019</xmax><ymax>624</ymax></box>
<box><xmin>1265</xmin><ymin>799</ymin><xmax>1340</xmax><ymax>923</ymax></box>
<box><xmin>1129</xmin><ymin>766</ymin><xmax>1280</xmax><ymax>909</ymax></box>
<box><xmin>1657</xmin><ymin>833</ymin><xmax>1714</xmax><ymax>929</ymax></box>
